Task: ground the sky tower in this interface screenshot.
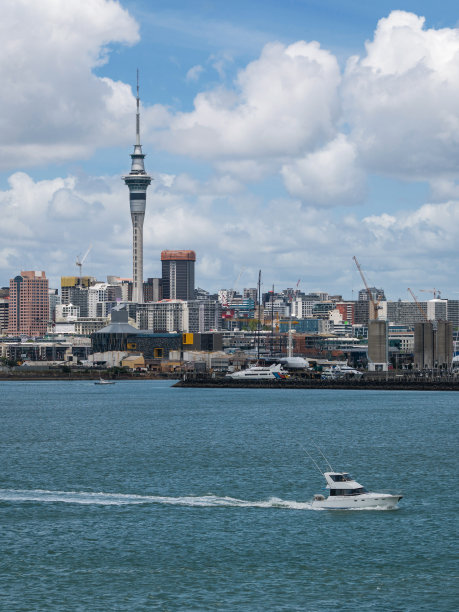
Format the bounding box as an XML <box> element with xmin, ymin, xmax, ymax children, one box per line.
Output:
<box><xmin>123</xmin><ymin>71</ymin><xmax>152</xmax><ymax>303</ymax></box>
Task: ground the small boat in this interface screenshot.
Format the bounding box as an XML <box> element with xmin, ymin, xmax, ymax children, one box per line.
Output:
<box><xmin>226</xmin><ymin>363</ymin><xmax>289</xmax><ymax>380</ymax></box>
<box><xmin>304</xmin><ymin>444</ymin><xmax>402</xmax><ymax>510</ymax></box>
<box><xmin>321</xmin><ymin>364</ymin><xmax>363</xmax><ymax>379</ymax></box>
<box><xmin>311</xmin><ymin>471</ymin><xmax>402</xmax><ymax>510</ymax></box>
<box><xmin>94</xmin><ymin>378</ymin><xmax>116</xmax><ymax>385</ymax></box>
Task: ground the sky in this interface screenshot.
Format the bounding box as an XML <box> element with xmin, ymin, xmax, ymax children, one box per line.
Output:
<box><xmin>1</xmin><ymin>0</ymin><xmax>459</xmax><ymax>301</ymax></box>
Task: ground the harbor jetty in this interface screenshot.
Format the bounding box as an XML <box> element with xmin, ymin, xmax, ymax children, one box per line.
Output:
<box><xmin>174</xmin><ymin>373</ymin><xmax>459</xmax><ymax>391</ymax></box>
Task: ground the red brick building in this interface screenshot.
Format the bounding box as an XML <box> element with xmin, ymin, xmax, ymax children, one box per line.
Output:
<box><xmin>336</xmin><ymin>302</ymin><xmax>355</xmax><ymax>324</ymax></box>
<box><xmin>8</xmin><ymin>271</ymin><xmax>49</xmax><ymax>336</ymax></box>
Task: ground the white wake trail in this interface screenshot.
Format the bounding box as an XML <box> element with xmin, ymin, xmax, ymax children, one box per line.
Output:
<box><xmin>0</xmin><ymin>489</ymin><xmax>314</xmax><ymax>509</ymax></box>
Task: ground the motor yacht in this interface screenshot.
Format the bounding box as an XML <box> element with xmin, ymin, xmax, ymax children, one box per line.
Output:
<box><xmin>226</xmin><ymin>363</ymin><xmax>289</xmax><ymax>380</ymax></box>
<box><xmin>311</xmin><ymin>471</ymin><xmax>402</xmax><ymax>510</ymax></box>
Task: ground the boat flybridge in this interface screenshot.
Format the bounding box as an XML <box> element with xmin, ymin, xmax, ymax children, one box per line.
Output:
<box><xmin>304</xmin><ymin>446</ymin><xmax>402</xmax><ymax>510</ymax></box>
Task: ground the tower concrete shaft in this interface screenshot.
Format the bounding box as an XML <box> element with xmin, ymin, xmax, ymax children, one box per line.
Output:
<box><xmin>123</xmin><ymin>72</ymin><xmax>151</xmax><ymax>303</ymax></box>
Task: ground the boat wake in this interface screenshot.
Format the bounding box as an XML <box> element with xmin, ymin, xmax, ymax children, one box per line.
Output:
<box><xmin>0</xmin><ymin>489</ymin><xmax>315</xmax><ymax>509</ymax></box>
<box><xmin>0</xmin><ymin>489</ymin><xmax>397</xmax><ymax>510</ymax></box>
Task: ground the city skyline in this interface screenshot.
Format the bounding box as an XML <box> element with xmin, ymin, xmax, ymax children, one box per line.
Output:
<box><xmin>1</xmin><ymin>1</ymin><xmax>459</xmax><ymax>300</ymax></box>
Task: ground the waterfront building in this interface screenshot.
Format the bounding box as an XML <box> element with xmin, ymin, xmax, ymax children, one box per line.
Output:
<box><xmin>88</xmin><ymin>283</ymin><xmax>109</xmax><ymax>318</ymax></box>
<box><xmin>107</xmin><ymin>277</ymin><xmax>133</xmax><ymax>302</ymax></box>
<box><xmin>136</xmin><ymin>299</ymin><xmax>221</xmax><ymax>333</ymax></box>
<box><xmin>8</xmin><ymin>271</ymin><xmax>49</xmax><ymax>337</ymax></box>
<box><xmin>161</xmin><ymin>250</ymin><xmax>196</xmax><ymax>300</ymax></box>
<box><xmin>123</xmin><ymin>75</ymin><xmax>152</xmax><ymax>303</ymax></box>
<box><xmin>426</xmin><ymin>299</ymin><xmax>447</xmax><ymax>322</ymax></box>
<box><xmin>74</xmin><ymin>317</ymin><xmax>108</xmax><ymax>336</ymax></box>
<box><xmin>218</xmin><ymin>290</ymin><xmax>230</xmax><ymax>305</ymax></box>
<box><xmin>312</xmin><ymin>301</ymin><xmax>336</xmax><ymax>319</ymax></box>
<box><xmin>413</xmin><ymin>320</ymin><xmax>453</xmax><ymax>369</ymax></box>
<box><xmin>358</xmin><ymin>287</ymin><xmax>385</xmax><ymax>302</ymax></box>
<box><xmin>379</xmin><ymin>300</ymin><xmax>449</xmax><ymax>326</ymax></box>
<box><xmin>55</xmin><ymin>303</ymin><xmax>80</xmax><ymax>321</ymax></box>
<box><xmin>414</xmin><ymin>321</ymin><xmax>435</xmax><ymax>369</ymax></box>
<box><xmin>49</xmin><ymin>288</ymin><xmax>60</xmax><ymax>322</ymax></box>
<box><xmin>91</xmin><ymin>307</ymin><xmax>182</xmax><ymax>358</ymax></box>
<box><xmin>0</xmin><ymin>297</ymin><xmax>9</xmax><ymax>334</ymax></box>
<box><xmin>188</xmin><ymin>300</ymin><xmax>222</xmax><ymax>332</ymax></box>
<box><xmin>354</xmin><ymin>300</ymin><xmax>370</xmax><ymax>325</ymax></box>
<box><xmin>61</xmin><ymin>275</ymin><xmax>95</xmax><ymax>295</ymax></box>
<box><xmin>137</xmin><ymin>300</ymin><xmax>189</xmax><ymax>333</ymax></box>
<box><xmin>279</xmin><ymin>318</ymin><xmax>330</xmax><ymax>334</ymax></box>
<box><xmin>144</xmin><ymin>277</ymin><xmax>162</xmax><ymax>302</ymax></box>
<box><xmin>387</xmin><ymin>325</ymin><xmax>414</xmax><ymax>352</ymax></box>
<box><xmin>290</xmin><ymin>297</ymin><xmax>319</xmax><ymax>318</ymax></box>
<box><xmin>243</xmin><ymin>288</ymin><xmax>258</xmax><ymax>302</ymax></box>
<box><xmin>331</xmin><ymin>321</ymin><xmax>355</xmax><ymax>337</ymax></box>
<box><xmin>336</xmin><ymin>302</ymin><xmax>355</xmax><ymax>324</ymax></box>
<box><xmin>61</xmin><ymin>277</ymin><xmax>93</xmax><ymax>318</ymax></box>
<box><xmin>367</xmin><ymin>320</ymin><xmax>388</xmax><ymax>371</ymax></box>
<box><xmin>263</xmin><ymin>296</ymin><xmax>289</xmax><ymax>320</ymax></box>
<box><xmin>446</xmin><ymin>300</ymin><xmax>459</xmax><ymax>327</ymax></box>
<box><xmin>226</xmin><ymin>298</ymin><xmax>255</xmax><ymax>319</ymax></box>
<box><xmin>435</xmin><ymin>320</ymin><xmax>453</xmax><ymax>368</ymax></box>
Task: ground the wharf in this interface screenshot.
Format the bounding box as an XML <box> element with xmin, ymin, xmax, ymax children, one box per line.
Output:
<box><xmin>174</xmin><ymin>375</ymin><xmax>459</xmax><ymax>391</ymax></box>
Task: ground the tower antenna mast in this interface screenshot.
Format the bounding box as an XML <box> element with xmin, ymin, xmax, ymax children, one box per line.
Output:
<box><xmin>122</xmin><ymin>69</ymin><xmax>152</xmax><ymax>303</ymax></box>
<box><xmin>136</xmin><ymin>68</ymin><xmax>140</xmax><ymax>146</ymax></box>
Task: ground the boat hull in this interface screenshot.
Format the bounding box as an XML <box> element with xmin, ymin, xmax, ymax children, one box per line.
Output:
<box><xmin>311</xmin><ymin>493</ymin><xmax>402</xmax><ymax>510</ymax></box>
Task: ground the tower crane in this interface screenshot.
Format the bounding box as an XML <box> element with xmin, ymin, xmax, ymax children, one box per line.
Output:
<box><xmin>227</xmin><ymin>267</ymin><xmax>245</xmax><ymax>306</ymax></box>
<box><xmin>76</xmin><ymin>245</ymin><xmax>92</xmax><ymax>287</ymax></box>
<box><xmin>407</xmin><ymin>288</ymin><xmax>429</xmax><ymax>322</ymax></box>
<box><xmin>295</xmin><ymin>279</ymin><xmax>301</xmax><ymax>297</ymax></box>
<box><xmin>352</xmin><ymin>256</ymin><xmax>382</xmax><ymax>320</ymax></box>
<box><xmin>420</xmin><ymin>288</ymin><xmax>441</xmax><ymax>299</ymax></box>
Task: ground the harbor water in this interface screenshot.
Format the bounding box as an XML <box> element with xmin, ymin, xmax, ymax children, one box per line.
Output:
<box><xmin>0</xmin><ymin>380</ymin><xmax>456</xmax><ymax>610</ymax></box>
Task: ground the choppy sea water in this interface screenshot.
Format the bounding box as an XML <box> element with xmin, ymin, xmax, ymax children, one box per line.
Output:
<box><xmin>0</xmin><ymin>380</ymin><xmax>456</xmax><ymax>611</ymax></box>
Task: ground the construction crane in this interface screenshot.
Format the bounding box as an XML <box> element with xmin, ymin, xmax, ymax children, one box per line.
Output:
<box><xmin>420</xmin><ymin>288</ymin><xmax>441</xmax><ymax>299</ymax></box>
<box><xmin>76</xmin><ymin>245</ymin><xmax>92</xmax><ymax>287</ymax></box>
<box><xmin>407</xmin><ymin>288</ymin><xmax>429</xmax><ymax>322</ymax></box>
<box><xmin>226</xmin><ymin>267</ymin><xmax>245</xmax><ymax>306</ymax></box>
<box><xmin>352</xmin><ymin>256</ymin><xmax>382</xmax><ymax>320</ymax></box>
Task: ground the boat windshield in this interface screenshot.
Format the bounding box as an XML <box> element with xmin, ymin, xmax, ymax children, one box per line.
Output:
<box><xmin>329</xmin><ymin>474</ymin><xmax>352</xmax><ymax>482</ymax></box>
<box><xmin>329</xmin><ymin>487</ymin><xmax>367</xmax><ymax>496</ymax></box>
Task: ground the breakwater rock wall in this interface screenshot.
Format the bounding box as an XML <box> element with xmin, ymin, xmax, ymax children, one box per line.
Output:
<box><xmin>174</xmin><ymin>376</ymin><xmax>459</xmax><ymax>391</ymax></box>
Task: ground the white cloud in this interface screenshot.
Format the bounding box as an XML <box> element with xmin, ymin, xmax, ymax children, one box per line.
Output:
<box><xmin>343</xmin><ymin>11</ymin><xmax>459</xmax><ymax>179</ymax></box>
<box><xmin>281</xmin><ymin>135</ymin><xmax>366</xmax><ymax>206</ymax></box>
<box><xmin>1</xmin><ymin>169</ymin><xmax>459</xmax><ymax>297</ymax></box>
<box><xmin>2</xmin><ymin>6</ymin><xmax>459</xmax><ymax>297</ymax></box>
<box><xmin>186</xmin><ymin>65</ymin><xmax>205</xmax><ymax>82</ymax></box>
<box><xmin>0</xmin><ymin>0</ymin><xmax>139</xmax><ymax>170</ymax></box>
<box><xmin>429</xmin><ymin>178</ymin><xmax>459</xmax><ymax>202</ymax></box>
<box><xmin>48</xmin><ymin>189</ymin><xmax>103</xmax><ymax>220</ymax></box>
<box><xmin>156</xmin><ymin>40</ymin><xmax>341</xmax><ymax>160</ymax></box>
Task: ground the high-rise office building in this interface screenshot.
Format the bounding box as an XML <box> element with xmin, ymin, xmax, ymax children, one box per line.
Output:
<box><xmin>123</xmin><ymin>73</ymin><xmax>152</xmax><ymax>303</ymax></box>
<box><xmin>0</xmin><ymin>296</ymin><xmax>9</xmax><ymax>333</ymax></box>
<box><xmin>48</xmin><ymin>288</ymin><xmax>60</xmax><ymax>322</ymax></box>
<box><xmin>8</xmin><ymin>271</ymin><xmax>49</xmax><ymax>336</ymax></box>
<box><xmin>161</xmin><ymin>250</ymin><xmax>196</xmax><ymax>300</ymax></box>
<box><xmin>144</xmin><ymin>277</ymin><xmax>162</xmax><ymax>302</ymax></box>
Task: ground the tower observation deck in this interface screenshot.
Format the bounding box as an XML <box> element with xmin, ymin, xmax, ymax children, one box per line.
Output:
<box><xmin>123</xmin><ymin>72</ymin><xmax>152</xmax><ymax>303</ymax></box>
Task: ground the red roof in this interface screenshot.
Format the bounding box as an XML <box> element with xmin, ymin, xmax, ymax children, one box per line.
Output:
<box><xmin>161</xmin><ymin>250</ymin><xmax>196</xmax><ymax>261</ymax></box>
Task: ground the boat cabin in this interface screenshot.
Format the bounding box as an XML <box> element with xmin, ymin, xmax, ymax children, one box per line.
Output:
<box><xmin>323</xmin><ymin>472</ymin><xmax>368</xmax><ymax>496</ymax></box>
